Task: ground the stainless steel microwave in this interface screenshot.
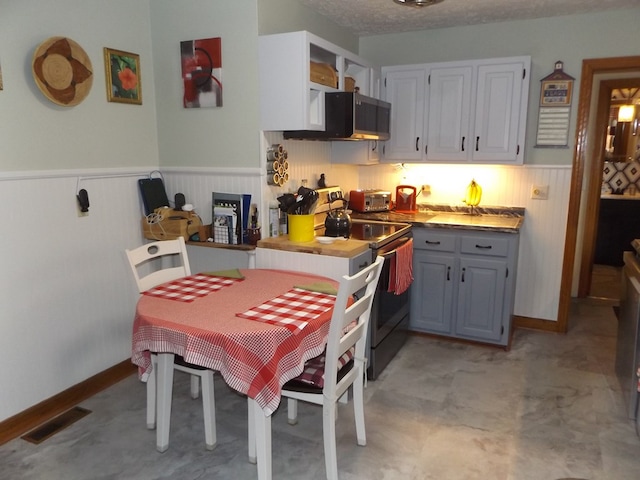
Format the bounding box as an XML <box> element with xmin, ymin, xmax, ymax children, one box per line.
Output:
<box><xmin>284</xmin><ymin>92</ymin><xmax>391</xmax><ymax>141</ymax></box>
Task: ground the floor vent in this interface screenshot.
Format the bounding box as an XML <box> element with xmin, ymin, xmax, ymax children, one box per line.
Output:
<box><xmin>21</xmin><ymin>406</ymin><xmax>91</xmax><ymax>444</ymax></box>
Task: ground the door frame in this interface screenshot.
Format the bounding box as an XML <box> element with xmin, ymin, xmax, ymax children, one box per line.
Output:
<box><xmin>558</xmin><ymin>56</ymin><xmax>640</xmax><ymax>332</ymax></box>
<box><xmin>578</xmin><ymin>77</ymin><xmax>640</xmax><ymax>297</ymax></box>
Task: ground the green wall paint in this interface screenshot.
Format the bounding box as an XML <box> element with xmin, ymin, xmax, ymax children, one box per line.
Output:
<box><xmin>257</xmin><ymin>0</ymin><xmax>358</xmax><ymax>53</ymax></box>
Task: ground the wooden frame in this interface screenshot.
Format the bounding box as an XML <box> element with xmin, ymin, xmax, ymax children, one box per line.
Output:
<box><xmin>559</xmin><ymin>56</ymin><xmax>640</xmax><ymax>332</ymax></box>
<box><xmin>103</xmin><ymin>47</ymin><xmax>141</xmax><ymax>105</ymax></box>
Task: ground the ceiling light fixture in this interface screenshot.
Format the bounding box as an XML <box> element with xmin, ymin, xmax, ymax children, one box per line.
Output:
<box><xmin>618</xmin><ymin>105</ymin><xmax>635</xmax><ymax>123</ymax></box>
<box><xmin>393</xmin><ymin>0</ymin><xmax>445</xmax><ymax>7</ymax></box>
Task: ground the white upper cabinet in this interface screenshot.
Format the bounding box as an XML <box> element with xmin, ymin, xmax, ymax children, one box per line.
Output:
<box><xmin>427</xmin><ymin>63</ymin><xmax>473</xmax><ymax>162</ymax></box>
<box><xmin>259</xmin><ymin>31</ymin><xmax>374</xmax><ymax>132</ymax></box>
<box><xmin>382</xmin><ymin>66</ymin><xmax>426</xmax><ymax>162</ymax></box>
<box><xmin>472</xmin><ymin>60</ymin><xmax>528</xmax><ymax>162</ymax></box>
<box><xmin>382</xmin><ymin>56</ymin><xmax>531</xmax><ymax>164</ymax></box>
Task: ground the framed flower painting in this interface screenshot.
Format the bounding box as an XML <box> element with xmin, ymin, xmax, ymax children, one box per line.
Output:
<box><xmin>103</xmin><ymin>48</ymin><xmax>141</xmax><ymax>105</ymax></box>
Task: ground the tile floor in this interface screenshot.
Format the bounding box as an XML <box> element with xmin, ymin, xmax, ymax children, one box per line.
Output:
<box><xmin>1</xmin><ymin>300</ymin><xmax>639</xmax><ymax>480</ymax></box>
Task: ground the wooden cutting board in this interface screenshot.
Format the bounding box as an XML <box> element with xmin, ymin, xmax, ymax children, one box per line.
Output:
<box><xmin>257</xmin><ymin>235</ymin><xmax>370</xmax><ymax>258</ymax></box>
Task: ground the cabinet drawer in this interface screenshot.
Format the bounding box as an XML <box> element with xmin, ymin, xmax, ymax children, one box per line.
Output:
<box><xmin>350</xmin><ymin>250</ymin><xmax>373</xmax><ymax>275</ymax></box>
<box><xmin>413</xmin><ymin>230</ymin><xmax>456</xmax><ymax>252</ymax></box>
<box><xmin>460</xmin><ymin>236</ymin><xmax>509</xmax><ymax>257</ymax></box>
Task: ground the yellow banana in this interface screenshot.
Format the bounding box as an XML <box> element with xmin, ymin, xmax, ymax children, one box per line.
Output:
<box><xmin>463</xmin><ymin>179</ymin><xmax>482</xmax><ymax>207</ymax></box>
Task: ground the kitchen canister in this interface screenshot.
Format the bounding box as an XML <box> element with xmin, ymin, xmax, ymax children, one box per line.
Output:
<box><xmin>288</xmin><ymin>214</ymin><xmax>314</xmax><ymax>242</ymax></box>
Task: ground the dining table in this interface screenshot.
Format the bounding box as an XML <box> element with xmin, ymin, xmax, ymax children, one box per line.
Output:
<box><xmin>131</xmin><ymin>268</ymin><xmax>341</xmax><ymax>480</ymax></box>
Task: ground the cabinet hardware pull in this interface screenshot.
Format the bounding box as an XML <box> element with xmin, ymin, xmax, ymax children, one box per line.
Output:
<box><xmin>416</xmin><ymin>137</ymin><xmax>419</xmax><ymax>151</ymax></box>
<box><xmin>461</xmin><ymin>267</ymin><xmax>466</xmax><ymax>282</ymax></box>
<box><xmin>461</xmin><ymin>136</ymin><xmax>465</xmax><ymax>151</ymax></box>
<box><xmin>475</xmin><ymin>136</ymin><xmax>480</xmax><ymax>151</ymax></box>
<box><xmin>359</xmin><ymin>261</ymin><xmax>369</xmax><ymax>269</ymax></box>
<box><xmin>475</xmin><ymin>244</ymin><xmax>492</xmax><ymax>249</ymax></box>
<box><xmin>516</xmin><ymin>144</ymin><xmax>520</xmax><ymax>155</ymax></box>
<box><xmin>425</xmin><ymin>240</ymin><xmax>441</xmax><ymax>245</ymax></box>
<box><xmin>447</xmin><ymin>266</ymin><xmax>450</xmax><ymax>281</ymax></box>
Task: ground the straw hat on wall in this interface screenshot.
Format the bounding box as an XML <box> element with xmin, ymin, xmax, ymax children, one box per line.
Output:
<box><xmin>32</xmin><ymin>36</ymin><xmax>93</xmax><ymax>106</ymax></box>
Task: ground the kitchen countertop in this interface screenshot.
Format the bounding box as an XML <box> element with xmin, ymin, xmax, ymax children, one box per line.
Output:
<box><xmin>351</xmin><ymin>204</ymin><xmax>525</xmax><ymax>233</ymax></box>
<box><xmin>256</xmin><ymin>234</ymin><xmax>370</xmax><ymax>257</ymax></box>
<box><xmin>257</xmin><ymin>204</ymin><xmax>524</xmax><ymax>255</ymax></box>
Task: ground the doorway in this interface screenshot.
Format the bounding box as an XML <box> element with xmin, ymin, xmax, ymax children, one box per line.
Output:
<box><xmin>582</xmin><ymin>78</ymin><xmax>640</xmax><ymax>302</ymax></box>
<box><xmin>557</xmin><ymin>56</ymin><xmax>640</xmax><ymax>332</ymax></box>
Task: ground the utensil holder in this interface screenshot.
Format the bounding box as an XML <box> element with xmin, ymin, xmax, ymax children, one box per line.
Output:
<box><xmin>288</xmin><ymin>214</ymin><xmax>314</xmax><ymax>242</ymax></box>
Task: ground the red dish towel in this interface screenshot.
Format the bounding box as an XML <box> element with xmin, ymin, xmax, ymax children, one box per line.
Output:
<box><xmin>388</xmin><ymin>238</ymin><xmax>414</xmax><ymax>295</ymax></box>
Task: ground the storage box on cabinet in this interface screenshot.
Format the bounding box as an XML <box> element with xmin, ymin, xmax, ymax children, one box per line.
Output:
<box><xmin>381</xmin><ymin>56</ymin><xmax>530</xmax><ymax>164</ymax></box>
<box><xmin>410</xmin><ymin>228</ymin><xmax>519</xmax><ymax>346</ymax></box>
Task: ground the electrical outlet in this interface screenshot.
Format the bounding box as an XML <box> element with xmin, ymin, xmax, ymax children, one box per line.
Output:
<box><xmin>421</xmin><ymin>184</ymin><xmax>431</xmax><ymax>194</ymax></box>
<box><xmin>531</xmin><ymin>184</ymin><xmax>549</xmax><ymax>200</ymax></box>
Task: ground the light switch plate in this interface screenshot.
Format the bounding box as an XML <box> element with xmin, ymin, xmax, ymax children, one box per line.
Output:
<box><xmin>531</xmin><ymin>185</ymin><xmax>549</xmax><ymax>200</ymax></box>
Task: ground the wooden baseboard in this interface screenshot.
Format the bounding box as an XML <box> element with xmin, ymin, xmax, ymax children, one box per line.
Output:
<box><xmin>0</xmin><ymin>360</ymin><xmax>136</xmax><ymax>447</ymax></box>
<box><xmin>513</xmin><ymin>315</ymin><xmax>565</xmax><ymax>333</ymax></box>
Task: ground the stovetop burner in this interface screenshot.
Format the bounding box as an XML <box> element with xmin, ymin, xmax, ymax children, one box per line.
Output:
<box><xmin>319</xmin><ymin>219</ymin><xmax>411</xmax><ymax>248</ymax></box>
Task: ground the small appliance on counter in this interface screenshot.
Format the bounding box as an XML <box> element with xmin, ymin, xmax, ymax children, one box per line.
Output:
<box><xmin>324</xmin><ymin>198</ymin><xmax>352</xmax><ymax>238</ymax></box>
<box><xmin>395</xmin><ymin>185</ymin><xmax>417</xmax><ymax>212</ymax></box>
<box><xmin>349</xmin><ymin>190</ymin><xmax>391</xmax><ymax>213</ymax></box>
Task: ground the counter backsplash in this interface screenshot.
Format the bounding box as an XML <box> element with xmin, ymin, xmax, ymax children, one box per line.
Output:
<box><xmin>603</xmin><ymin>160</ymin><xmax>640</xmax><ymax>194</ymax></box>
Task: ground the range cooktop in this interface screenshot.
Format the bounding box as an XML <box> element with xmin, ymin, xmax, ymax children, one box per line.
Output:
<box><xmin>321</xmin><ymin>219</ymin><xmax>411</xmax><ymax>249</ymax></box>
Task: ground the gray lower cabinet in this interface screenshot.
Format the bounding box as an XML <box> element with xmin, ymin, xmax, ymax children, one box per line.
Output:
<box><xmin>410</xmin><ymin>227</ymin><xmax>519</xmax><ymax>346</ymax></box>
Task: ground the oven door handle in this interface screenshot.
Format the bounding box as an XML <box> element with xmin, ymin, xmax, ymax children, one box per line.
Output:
<box><xmin>378</xmin><ymin>236</ymin><xmax>411</xmax><ymax>258</ymax></box>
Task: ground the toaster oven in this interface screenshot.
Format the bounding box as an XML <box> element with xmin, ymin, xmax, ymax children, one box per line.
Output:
<box><xmin>349</xmin><ymin>190</ymin><xmax>391</xmax><ymax>212</ymax></box>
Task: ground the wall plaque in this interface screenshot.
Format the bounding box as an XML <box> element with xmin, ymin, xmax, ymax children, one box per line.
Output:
<box><xmin>536</xmin><ymin>61</ymin><xmax>575</xmax><ymax>147</ymax></box>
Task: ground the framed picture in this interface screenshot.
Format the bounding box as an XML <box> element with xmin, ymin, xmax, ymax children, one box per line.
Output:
<box><xmin>103</xmin><ymin>48</ymin><xmax>141</xmax><ymax>104</ymax></box>
<box><xmin>180</xmin><ymin>37</ymin><xmax>222</xmax><ymax>108</ymax></box>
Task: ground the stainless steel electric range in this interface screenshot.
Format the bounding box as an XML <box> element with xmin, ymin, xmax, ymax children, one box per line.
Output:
<box><xmin>315</xmin><ymin>187</ymin><xmax>412</xmax><ymax>379</ymax></box>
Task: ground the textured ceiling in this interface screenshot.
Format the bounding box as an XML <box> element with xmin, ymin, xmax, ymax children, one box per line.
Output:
<box><xmin>297</xmin><ymin>0</ymin><xmax>638</xmax><ymax>36</ymax></box>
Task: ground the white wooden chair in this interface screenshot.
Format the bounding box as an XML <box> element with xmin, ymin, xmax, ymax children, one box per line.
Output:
<box><xmin>125</xmin><ymin>236</ymin><xmax>216</xmax><ymax>451</ymax></box>
<box><xmin>261</xmin><ymin>256</ymin><xmax>383</xmax><ymax>479</ymax></box>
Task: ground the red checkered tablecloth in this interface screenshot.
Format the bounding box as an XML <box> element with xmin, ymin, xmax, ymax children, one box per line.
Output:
<box><xmin>235</xmin><ymin>288</ymin><xmax>336</xmax><ymax>333</ymax></box>
<box><xmin>131</xmin><ymin>269</ymin><xmax>339</xmax><ymax>415</ymax></box>
<box><xmin>143</xmin><ymin>274</ymin><xmax>243</xmax><ymax>302</ymax></box>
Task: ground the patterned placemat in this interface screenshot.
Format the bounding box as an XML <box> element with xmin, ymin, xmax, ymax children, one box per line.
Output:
<box><xmin>236</xmin><ymin>288</ymin><xmax>336</xmax><ymax>333</ymax></box>
<box><xmin>144</xmin><ymin>274</ymin><xmax>244</xmax><ymax>302</ymax></box>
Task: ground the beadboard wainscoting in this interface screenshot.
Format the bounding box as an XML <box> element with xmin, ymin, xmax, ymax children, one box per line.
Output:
<box><xmin>0</xmin><ymin>169</ymin><xmax>151</xmax><ymax>422</ymax></box>
<box><xmin>358</xmin><ymin>163</ymin><xmax>573</xmax><ymax>322</ymax></box>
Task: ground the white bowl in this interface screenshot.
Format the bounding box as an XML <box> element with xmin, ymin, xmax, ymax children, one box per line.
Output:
<box><xmin>316</xmin><ymin>236</ymin><xmax>336</xmax><ymax>245</ymax></box>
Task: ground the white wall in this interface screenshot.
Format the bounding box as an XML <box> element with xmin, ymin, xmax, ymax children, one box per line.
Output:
<box><xmin>0</xmin><ymin>0</ymin><xmax>160</xmax><ymax>422</ymax></box>
<box><xmin>358</xmin><ymin>164</ymin><xmax>572</xmax><ymax>321</ymax></box>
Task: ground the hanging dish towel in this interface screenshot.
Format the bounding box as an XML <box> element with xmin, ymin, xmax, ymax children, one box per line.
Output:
<box><xmin>388</xmin><ymin>238</ymin><xmax>413</xmax><ymax>295</ymax></box>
